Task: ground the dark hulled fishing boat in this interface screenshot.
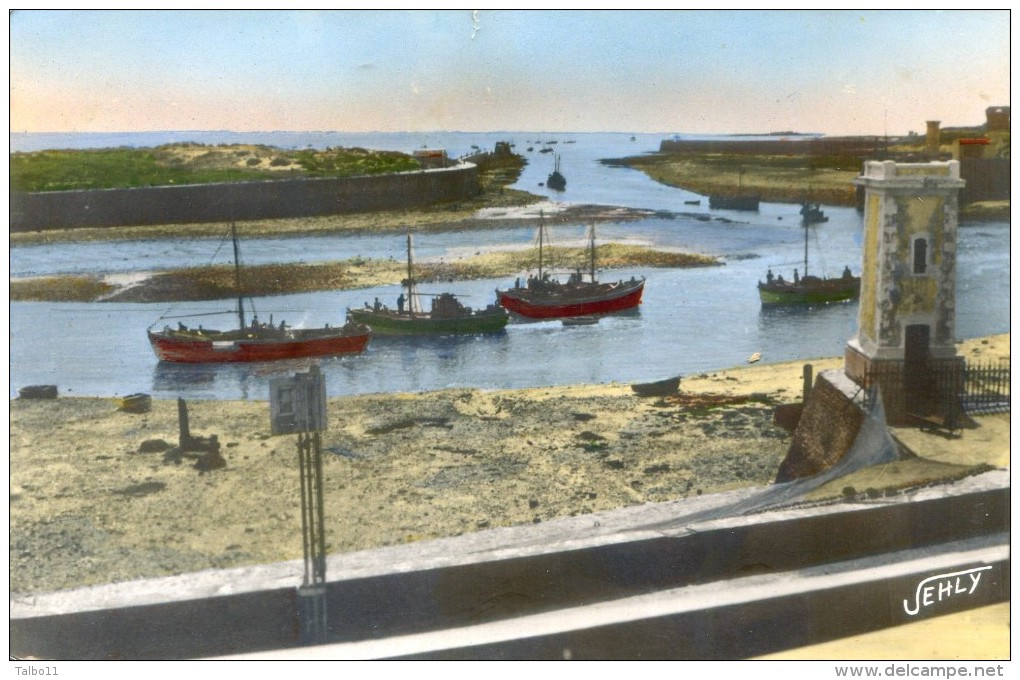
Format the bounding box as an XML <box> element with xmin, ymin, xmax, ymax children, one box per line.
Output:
<box><xmin>496</xmin><ymin>215</ymin><xmax>644</xmax><ymax>319</ymax></box>
<box><xmin>758</xmin><ymin>211</ymin><xmax>859</xmax><ymax>306</ymax></box>
<box><xmin>800</xmin><ymin>202</ymin><xmax>829</xmax><ymax>224</ymax></box>
<box><xmin>709</xmin><ymin>167</ymin><xmax>758</xmax><ymax>210</ymax></box>
<box><xmin>346</xmin><ymin>234</ymin><xmax>509</xmax><ymax>335</ymax></box>
<box><xmin>708</xmin><ymin>194</ymin><xmax>760</xmax><ymax>211</ymax></box>
<box><xmin>708</xmin><ymin>168</ymin><xmax>760</xmax><ymax>211</ymax></box>
<box><xmin>546</xmin><ymin>155</ymin><xmax>566</xmax><ymax>191</ymax></box>
<box><xmin>148</xmin><ymin>224</ymin><xmax>371</xmax><ymax>363</ymax></box>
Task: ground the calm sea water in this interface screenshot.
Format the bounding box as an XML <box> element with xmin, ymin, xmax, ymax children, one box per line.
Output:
<box><xmin>9</xmin><ymin>131</ymin><xmax>1010</xmax><ymax>400</ymax></box>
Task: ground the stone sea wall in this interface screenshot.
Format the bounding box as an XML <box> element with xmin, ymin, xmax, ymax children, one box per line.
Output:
<box><xmin>10</xmin><ymin>162</ymin><xmax>480</xmax><ymax>232</ymax></box>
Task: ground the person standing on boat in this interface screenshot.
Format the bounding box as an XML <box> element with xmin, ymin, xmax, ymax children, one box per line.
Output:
<box><xmin>397</xmin><ymin>293</ymin><xmax>406</xmax><ymax>313</ymax></box>
<box><xmin>766</xmin><ymin>268</ymin><xmax>774</xmax><ymax>284</ymax></box>
<box><xmin>794</xmin><ymin>269</ymin><xmax>800</xmax><ymax>284</ymax></box>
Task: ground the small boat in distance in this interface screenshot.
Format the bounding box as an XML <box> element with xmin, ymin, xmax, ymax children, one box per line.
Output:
<box><xmin>709</xmin><ymin>167</ymin><xmax>760</xmax><ymax>211</ymax></box>
<box><xmin>346</xmin><ymin>234</ymin><xmax>509</xmax><ymax>335</ymax></box>
<box><xmin>709</xmin><ymin>195</ymin><xmax>760</xmax><ymax>210</ymax></box>
<box><xmin>758</xmin><ymin>220</ymin><xmax>859</xmax><ymax>306</ymax></box>
<box><xmin>496</xmin><ymin>214</ymin><xmax>644</xmax><ymax>320</ymax></box>
<box><xmin>800</xmin><ymin>202</ymin><xmax>829</xmax><ymax>224</ymax></box>
<box><xmin>148</xmin><ymin>224</ymin><xmax>371</xmax><ymax>363</ymax></box>
<box><xmin>546</xmin><ymin>155</ymin><xmax>566</xmax><ymax>191</ymax></box>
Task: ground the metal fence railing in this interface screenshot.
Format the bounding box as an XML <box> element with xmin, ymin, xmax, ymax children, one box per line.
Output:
<box><xmin>961</xmin><ymin>360</ymin><xmax>1012</xmax><ymax>414</ymax></box>
<box><xmin>861</xmin><ymin>359</ymin><xmax>1010</xmax><ymax>422</ymax></box>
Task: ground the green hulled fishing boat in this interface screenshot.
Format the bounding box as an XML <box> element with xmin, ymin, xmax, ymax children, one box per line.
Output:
<box><xmin>758</xmin><ymin>210</ymin><xmax>859</xmax><ymax>306</ymax></box>
<box><xmin>346</xmin><ymin>234</ymin><xmax>509</xmax><ymax>335</ymax></box>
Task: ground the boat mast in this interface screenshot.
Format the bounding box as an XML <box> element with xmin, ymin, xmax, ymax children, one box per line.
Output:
<box><xmin>537</xmin><ymin>210</ymin><xmax>545</xmax><ymax>281</ymax></box>
<box><xmin>803</xmin><ymin>224</ymin><xmax>809</xmax><ymax>279</ymax></box>
<box><xmin>406</xmin><ymin>233</ymin><xmax>418</xmax><ymax>315</ymax></box>
<box><xmin>231</xmin><ymin>223</ymin><xmax>246</xmax><ymax>329</ymax></box>
<box><xmin>588</xmin><ymin>223</ymin><xmax>597</xmax><ymax>283</ymax></box>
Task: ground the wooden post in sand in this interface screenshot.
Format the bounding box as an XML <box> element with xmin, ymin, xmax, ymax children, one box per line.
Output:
<box><xmin>270</xmin><ymin>365</ymin><xmax>329</xmax><ymax>645</ymax></box>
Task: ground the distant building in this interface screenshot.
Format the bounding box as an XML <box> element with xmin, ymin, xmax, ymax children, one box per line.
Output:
<box><xmin>925</xmin><ymin>121</ymin><xmax>942</xmax><ymax>159</ymax></box>
<box><xmin>956</xmin><ymin>137</ymin><xmax>991</xmax><ymax>160</ymax></box>
<box><xmin>985</xmin><ymin>106</ymin><xmax>1010</xmax><ymax>133</ymax></box>
<box><xmin>413</xmin><ymin>149</ymin><xmax>449</xmax><ymax>169</ymax></box>
<box><xmin>493</xmin><ymin>141</ymin><xmax>513</xmax><ymax>157</ymax></box>
<box><xmin>954</xmin><ymin>106</ymin><xmax>1009</xmax><ymax>203</ymax></box>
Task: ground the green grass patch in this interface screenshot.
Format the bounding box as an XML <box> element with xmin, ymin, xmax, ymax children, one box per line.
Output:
<box><xmin>11</xmin><ymin>143</ymin><xmax>423</xmax><ymax>192</ymax></box>
<box><xmin>10</xmin><ymin>147</ymin><xmax>279</xmax><ymax>192</ymax></box>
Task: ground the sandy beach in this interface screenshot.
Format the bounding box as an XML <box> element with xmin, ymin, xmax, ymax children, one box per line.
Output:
<box><xmin>9</xmin><ymin>333</ymin><xmax>1008</xmax><ymax>596</ymax></box>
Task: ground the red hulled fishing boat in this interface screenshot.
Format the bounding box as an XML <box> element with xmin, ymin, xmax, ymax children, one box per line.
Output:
<box><xmin>147</xmin><ymin>224</ymin><xmax>371</xmax><ymax>363</ymax></box>
<box><xmin>496</xmin><ymin>215</ymin><xmax>644</xmax><ymax>320</ymax></box>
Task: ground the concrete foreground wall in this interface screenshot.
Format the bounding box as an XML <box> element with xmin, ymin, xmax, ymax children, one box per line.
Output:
<box><xmin>9</xmin><ymin>163</ymin><xmax>479</xmax><ymax>232</ymax></box>
<box><xmin>10</xmin><ymin>477</ymin><xmax>1008</xmax><ymax>661</ymax></box>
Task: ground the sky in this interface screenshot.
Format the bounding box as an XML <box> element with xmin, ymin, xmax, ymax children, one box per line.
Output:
<box><xmin>8</xmin><ymin>9</ymin><xmax>1012</xmax><ymax>136</ymax></box>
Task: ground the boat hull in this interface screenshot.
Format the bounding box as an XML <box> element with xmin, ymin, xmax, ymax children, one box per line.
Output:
<box><xmin>709</xmin><ymin>195</ymin><xmax>760</xmax><ymax>211</ymax></box>
<box><xmin>631</xmin><ymin>375</ymin><xmax>681</xmax><ymax>397</ymax></box>
<box><xmin>497</xmin><ymin>279</ymin><xmax>644</xmax><ymax>319</ymax></box>
<box><xmin>346</xmin><ymin>308</ymin><xmax>509</xmax><ymax>335</ymax></box>
<box><xmin>148</xmin><ymin>328</ymin><xmax>370</xmax><ymax>363</ymax></box>
<box><xmin>758</xmin><ymin>278</ymin><xmax>860</xmax><ymax>306</ymax></box>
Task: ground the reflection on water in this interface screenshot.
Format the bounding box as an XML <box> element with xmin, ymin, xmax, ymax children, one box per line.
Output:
<box><xmin>148</xmin><ymin>332</ymin><xmax>519</xmax><ymax>400</ymax></box>
<box><xmin>756</xmin><ymin>301</ymin><xmax>857</xmax><ymax>327</ymax></box>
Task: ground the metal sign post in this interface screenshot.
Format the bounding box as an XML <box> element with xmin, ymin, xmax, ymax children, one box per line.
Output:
<box><xmin>270</xmin><ymin>364</ymin><xmax>328</xmax><ymax>645</ymax></box>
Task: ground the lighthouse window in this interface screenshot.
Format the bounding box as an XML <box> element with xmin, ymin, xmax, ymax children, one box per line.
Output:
<box><xmin>913</xmin><ymin>238</ymin><xmax>928</xmax><ymax>275</ymax></box>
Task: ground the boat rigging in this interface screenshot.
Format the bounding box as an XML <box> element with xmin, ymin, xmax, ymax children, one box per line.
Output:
<box><xmin>757</xmin><ymin>212</ymin><xmax>859</xmax><ymax>306</ymax></box>
<box><xmin>147</xmin><ymin>223</ymin><xmax>371</xmax><ymax>363</ymax></box>
<box><xmin>345</xmin><ymin>233</ymin><xmax>509</xmax><ymax>335</ymax></box>
<box><xmin>496</xmin><ymin>213</ymin><xmax>644</xmax><ymax>320</ymax></box>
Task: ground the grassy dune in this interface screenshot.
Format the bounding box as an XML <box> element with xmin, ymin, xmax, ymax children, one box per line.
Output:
<box><xmin>10</xmin><ymin>143</ymin><xmax>421</xmax><ymax>192</ymax></box>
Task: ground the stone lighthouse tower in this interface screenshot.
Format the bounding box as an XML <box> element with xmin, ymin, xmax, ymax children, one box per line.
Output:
<box><xmin>845</xmin><ymin>160</ymin><xmax>966</xmax><ymax>423</ymax></box>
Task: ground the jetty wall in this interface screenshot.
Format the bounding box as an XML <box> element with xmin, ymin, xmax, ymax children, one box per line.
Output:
<box><xmin>9</xmin><ymin>163</ymin><xmax>480</xmax><ymax>232</ymax></box>
<box><xmin>659</xmin><ymin>136</ymin><xmax>889</xmax><ymax>158</ymax></box>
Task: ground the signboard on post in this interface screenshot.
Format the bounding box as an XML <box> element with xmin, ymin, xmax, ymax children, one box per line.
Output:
<box><xmin>269</xmin><ymin>364</ymin><xmax>327</xmax><ymax>435</ymax></box>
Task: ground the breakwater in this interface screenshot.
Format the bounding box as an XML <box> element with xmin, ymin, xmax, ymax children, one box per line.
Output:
<box><xmin>659</xmin><ymin>136</ymin><xmax>889</xmax><ymax>158</ymax></box>
<box><xmin>9</xmin><ymin>162</ymin><xmax>479</xmax><ymax>232</ymax></box>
